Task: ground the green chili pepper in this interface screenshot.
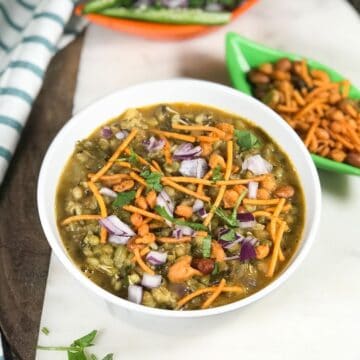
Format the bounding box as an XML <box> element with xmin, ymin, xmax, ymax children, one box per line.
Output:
<box><xmin>100</xmin><ymin>7</ymin><xmax>231</xmax><ymax>25</ymax></box>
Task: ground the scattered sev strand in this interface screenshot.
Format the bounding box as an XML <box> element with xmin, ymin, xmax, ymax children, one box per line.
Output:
<box><xmin>133</xmin><ymin>248</ymin><xmax>154</xmax><ymax>275</ymax></box>
<box><xmin>215</xmin><ymin>176</ymin><xmax>266</xmax><ymax>186</ymax></box>
<box><xmin>157</xmin><ymin>236</ymin><xmax>192</xmax><ymax>243</ymax></box>
<box><xmin>177</xmin><ymin>280</ymin><xmax>243</xmax><ymax>309</ymax></box>
<box><xmin>201</xmin><ymin>279</ymin><xmax>226</xmax><ymax>309</ymax></box>
<box><xmin>123</xmin><ymin>205</ymin><xmax>164</xmax><ymax>222</ymax></box>
<box><xmin>266</xmin><ymin>221</ymin><xmax>287</xmax><ymax>277</ymax></box>
<box><xmin>61</xmin><ymin>214</ymin><xmax>102</xmax><ymax>225</ymax></box>
<box><xmin>162</xmin><ymin>178</ymin><xmax>210</xmax><ymax>202</ymax></box>
<box><xmin>91</xmin><ymin>128</ymin><xmax>138</xmax><ymax>182</ymax></box>
<box><xmin>151</xmin><ymin>129</ymin><xmax>196</xmax><ymax>143</ymax></box>
<box><xmin>130</xmin><ymin>172</ymin><xmax>147</xmax><ymax>187</ymax></box>
<box><xmin>123</xmin><ymin>148</ymin><xmax>158</xmax><ymax>172</ymax></box>
<box><xmin>172</xmin><ymin>123</ymin><xmax>226</xmax><ymax>138</ymax></box>
<box><xmin>197</xmin><ymin>169</ymin><xmax>212</xmax><ymax>195</ymax></box>
<box><xmin>87</xmin><ymin>181</ymin><xmax>108</xmax><ymax>243</ymax></box>
<box><xmin>164</xmin><ymin>177</ymin><xmax>213</xmax><ymax>186</ymax></box>
<box><xmin>203</xmin><ymin>141</ymin><xmax>233</xmax><ymax>226</ymax></box>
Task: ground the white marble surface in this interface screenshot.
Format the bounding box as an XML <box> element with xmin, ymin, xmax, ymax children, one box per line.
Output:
<box><xmin>37</xmin><ymin>0</ymin><xmax>360</xmax><ymax>358</ymax></box>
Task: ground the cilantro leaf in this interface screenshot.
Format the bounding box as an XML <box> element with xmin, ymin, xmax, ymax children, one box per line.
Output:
<box><xmin>155</xmin><ymin>206</ymin><xmax>207</xmax><ymax>231</ymax></box>
<box><xmin>215</xmin><ymin>189</ymin><xmax>248</xmax><ymax>228</ymax></box>
<box><xmin>234</xmin><ymin>130</ymin><xmax>261</xmax><ymax>151</ymax></box>
<box><xmin>112</xmin><ymin>190</ymin><xmax>136</xmax><ymax>207</ymax></box>
<box><xmin>128</xmin><ymin>148</ymin><xmax>139</xmax><ymax>165</ymax></box>
<box><xmin>211</xmin><ymin>165</ymin><xmax>223</xmax><ymax>182</ymax></box>
<box><xmin>140</xmin><ymin>170</ymin><xmax>163</xmax><ymax>192</ymax></box>
<box><xmin>220</xmin><ymin>229</ymin><xmax>236</xmax><ymax>241</ymax></box>
<box><xmin>211</xmin><ymin>262</ymin><xmax>219</xmax><ymax>275</ymax></box>
<box><xmin>202</xmin><ymin>236</ymin><xmax>212</xmax><ymax>258</ymax></box>
<box><xmin>72</xmin><ymin>330</ymin><xmax>97</xmax><ymax>348</ymax></box>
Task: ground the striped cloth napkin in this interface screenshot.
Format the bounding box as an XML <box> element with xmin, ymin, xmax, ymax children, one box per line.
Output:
<box><xmin>0</xmin><ymin>0</ymin><xmax>86</xmax><ymax>185</ymax></box>
<box><xmin>0</xmin><ymin>0</ymin><xmax>85</xmax><ymax>356</ymax></box>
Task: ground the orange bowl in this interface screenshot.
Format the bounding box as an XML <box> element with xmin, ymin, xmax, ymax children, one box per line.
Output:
<box><xmin>75</xmin><ymin>0</ymin><xmax>258</xmax><ymax>40</ymax></box>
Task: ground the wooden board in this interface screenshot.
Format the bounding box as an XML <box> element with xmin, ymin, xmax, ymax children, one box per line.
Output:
<box><xmin>0</xmin><ymin>33</ymin><xmax>84</xmax><ymax>360</ymax></box>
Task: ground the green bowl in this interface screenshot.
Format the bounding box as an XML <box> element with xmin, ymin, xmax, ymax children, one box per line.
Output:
<box><xmin>225</xmin><ymin>32</ymin><xmax>360</xmax><ymax>176</ymax></box>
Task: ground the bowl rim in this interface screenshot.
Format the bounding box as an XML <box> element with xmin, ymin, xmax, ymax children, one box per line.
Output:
<box><xmin>37</xmin><ymin>78</ymin><xmax>321</xmax><ymax>318</ymax></box>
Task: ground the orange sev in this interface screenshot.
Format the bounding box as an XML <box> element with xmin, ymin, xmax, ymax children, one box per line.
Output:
<box><xmin>130</xmin><ymin>171</ymin><xmax>147</xmax><ymax>187</ymax></box>
<box><xmin>151</xmin><ymin>129</ymin><xmax>196</xmax><ymax>143</ymax></box>
<box><xmin>266</xmin><ymin>221</ymin><xmax>286</xmax><ymax>277</ymax></box>
<box><xmin>135</xmin><ymin>185</ymin><xmax>145</xmax><ymax>199</ymax></box>
<box><xmin>162</xmin><ymin>178</ymin><xmax>210</xmax><ymax>202</ymax></box>
<box><xmin>215</xmin><ymin>176</ymin><xmax>266</xmax><ymax>186</ymax></box>
<box><xmin>201</xmin><ymin>278</ymin><xmax>226</xmax><ymax>309</ymax></box>
<box><xmin>123</xmin><ymin>205</ymin><xmax>164</xmax><ymax>222</ymax></box>
<box><xmin>176</xmin><ymin>285</ymin><xmax>243</xmax><ymax>309</ymax></box>
<box><xmin>203</xmin><ymin>141</ymin><xmax>233</xmax><ymax>226</ymax></box>
<box><xmin>172</xmin><ymin>123</ymin><xmax>226</xmax><ymax>138</ymax></box>
<box><xmin>164</xmin><ymin>177</ymin><xmax>213</xmax><ymax>186</ymax></box>
<box><xmin>133</xmin><ymin>248</ymin><xmax>154</xmax><ymax>275</ymax></box>
<box><xmin>91</xmin><ymin>128</ymin><xmax>138</xmax><ymax>182</ymax></box>
<box><xmin>87</xmin><ymin>181</ymin><xmax>108</xmax><ymax>244</ymax></box>
<box><xmin>157</xmin><ymin>236</ymin><xmax>192</xmax><ymax>244</ymax></box>
<box><xmin>61</xmin><ymin>214</ymin><xmax>102</xmax><ymax>225</ymax></box>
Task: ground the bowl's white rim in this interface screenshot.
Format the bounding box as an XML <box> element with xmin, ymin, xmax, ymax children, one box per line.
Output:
<box><xmin>37</xmin><ymin>78</ymin><xmax>322</xmax><ymax>318</ymax></box>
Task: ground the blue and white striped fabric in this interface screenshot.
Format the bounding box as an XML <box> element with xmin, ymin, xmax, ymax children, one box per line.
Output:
<box><xmin>0</xmin><ymin>0</ymin><xmax>86</xmax><ymax>184</ymax></box>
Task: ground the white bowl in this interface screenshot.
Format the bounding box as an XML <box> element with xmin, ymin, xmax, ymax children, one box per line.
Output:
<box><xmin>37</xmin><ymin>79</ymin><xmax>321</xmax><ymax>318</ymax></box>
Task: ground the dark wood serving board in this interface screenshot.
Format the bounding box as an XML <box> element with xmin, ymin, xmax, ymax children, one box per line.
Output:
<box><xmin>0</xmin><ymin>33</ymin><xmax>84</xmax><ymax>360</ymax></box>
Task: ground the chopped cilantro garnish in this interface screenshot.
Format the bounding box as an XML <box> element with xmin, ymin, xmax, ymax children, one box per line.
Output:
<box><xmin>220</xmin><ymin>229</ymin><xmax>236</xmax><ymax>241</ymax></box>
<box><xmin>202</xmin><ymin>236</ymin><xmax>212</xmax><ymax>258</ymax></box>
<box><xmin>140</xmin><ymin>170</ymin><xmax>163</xmax><ymax>192</ymax></box>
<box><xmin>37</xmin><ymin>330</ymin><xmax>113</xmax><ymax>360</ymax></box>
<box><xmin>215</xmin><ymin>189</ymin><xmax>248</xmax><ymax>227</ymax></box>
<box><xmin>112</xmin><ymin>190</ymin><xmax>135</xmax><ymax>207</ymax></box>
<box><xmin>211</xmin><ymin>165</ymin><xmax>223</xmax><ymax>182</ymax></box>
<box><xmin>155</xmin><ymin>206</ymin><xmax>207</xmax><ymax>231</ymax></box>
<box><xmin>128</xmin><ymin>148</ymin><xmax>139</xmax><ymax>165</ymax></box>
<box><xmin>211</xmin><ymin>262</ymin><xmax>219</xmax><ymax>275</ymax></box>
<box><xmin>234</xmin><ymin>130</ymin><xmax>261</xmax><ymax>151</ymax></box>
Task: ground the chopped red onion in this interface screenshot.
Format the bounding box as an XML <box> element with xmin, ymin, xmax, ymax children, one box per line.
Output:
<box><xmin>173</xmin><ymin>143</ymin><xmax>202</xmax><ymax>160</ymax></box>
<box><xmin>115</xmin><ymin>130</ymin><xmax>128</xmax><ymax>140</ymax></box>
<box><xmin>239</xmin><ymin>238</ymin><xmax>257</xmax><ymax>261</ymax></box>
<box><xmin>108</xmin><ymin>234</ymin><xmax>130</xmax><ymax>245</ymax></box>
<box><xmin>242</xmin><ymin>154</ymin><xmax>273</xmax><ymax>175</ymax></box>
<box><xmin>146</xmin><ymin>251</ymin><xmax>167</xmax><ymax>265</ymax></box>
<box><xmin>219</xmin><ymin>232</ymin><xmax>245</xmax><ymax>249</ymax></box>
<box><xmin>99</xmin><ymin>187</ymin><xmax>117</xmax><ymax>198</ymax></box>
<box><xmin>179</xmin><ymin>158</ymin><xmax>208</xmax><ymax>178</ymax></box>
<box><xmin>224</xmin><ymin>255</ymin><xmax>240</xmax><ymax>261</ymax></box>
<box><xmin>156</xmin><ymin>190</ymin><xmax>174</xmax><ymax>225</ymax></box>
<box><xmin>237</xmin><ymin>212</ymin><xmax>256</xmax><ymax>228</ymax></box>
<box><xmin>141</xmin><ymin>274</ymin><xmax>162</xmax><ymax>289</ymax></box>
<box><xmin>248</xmin><ymin>181</ymin><xmax>258</xmax><ymax>199</ymax></box>
<box><xmin>172</xmin><ymin>227</ymin><xmax>183</xmax><ymax>239</ymax></box>
<box><xmin>101</xmin><ymin>126</ymin><xmax>112</xmax><ymax>139</ymax></box>
<box><xmin>197</xmin><ymin>207</ymin><xmax>207</xmax><ymax>219</ymax></box>
<box><xmin>143</xmin><ymin>136</ymin><xmax>165</xmax><ymax>152</ymax></box>
<box><xmin>128</xmin><ymin>285</ymin><xmax>143</xmax><ymax>304</ymax></box>
<box><xmin>192</xmin><ymin>199</ymin><xmax>204</xmax><ymax>212</ymax></box>
<box><xmin>99</xmin><ymin>215</ymin><xmax>135</xmax><ymax>236</ymax></box>
<box><xmin>172</xmin><ymin>225</ymin><xmax>194</xmax><ymax>238</ymax></box>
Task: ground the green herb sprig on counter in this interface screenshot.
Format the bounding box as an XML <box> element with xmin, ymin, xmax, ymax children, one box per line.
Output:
<box><xmin>37</xmin><ymin>330</ymin><xmax>113</xmax><ymax>360</ymax></box>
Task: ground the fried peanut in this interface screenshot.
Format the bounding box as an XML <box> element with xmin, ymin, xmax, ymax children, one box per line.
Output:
<box><xmin>274</xmin><ymin>185</ymin><xmax>295</xmax><ymax>198</ymax></box>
